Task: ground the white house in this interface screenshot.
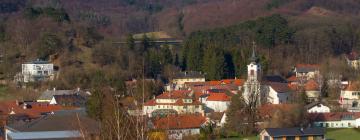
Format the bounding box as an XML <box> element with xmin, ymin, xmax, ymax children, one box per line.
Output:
<box><xmin>143</xmin><ymin>90</ymin><xmax>204</xmax><ymax>117</ymax></box>
<box><xmin>294</xmin><ymin>64</ymin><xmax>320</xmax><ymax>80</ymax></box>
<box><xmin>152</xmin><ymin>114</ymin><xmax>206</xmax><ymax>140</ymax></box>
<box><xmin>264</xmin><ymin>82</ymin><xmax>292</xmax><ymax>104</ymax></box>
<box><xmin>17</xmin><ymin>60</ymin><xmax>54</xmax><ymax>83</ymax></box>
<box><xmin>305</xmin><ymin>80</ymin><xmax>321</xmax><ymax>102</ymax></box>
<box><xmin>165</xmin><ymin>71</ymin><xmax>205</xmax><ymax>91</ymax></box>
<box><xmin>339</xmin><ymin>82</ymin><xmax>360</xmax><ymax>109</ymax></box>
<box><xmin>204</xmin><ymin>93</ymin><xmax>230</xmax><ymax>112</ymax></box>
<box><xmin>305</xmin><ymin>102</ymin><xmax>330</xmax><ymax>113</ymax></box>
<box><xmin>309</xmin><ymin>112</ymin><xmax>360</xmax><ymax>128</ymax></box>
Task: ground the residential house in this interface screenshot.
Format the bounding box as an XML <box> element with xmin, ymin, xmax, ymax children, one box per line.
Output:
<box><xmin>305</xmin><ymin>102</ymin><xmax>330</xmax><ymax>113</ymax></box>
<box><xmin>263</xmin><ymin>82</ymin><xmax>292</xmax><ymax>104</ymax></box>
<box><xmin>16</xmin><ymin>60</ymin><xmax>55</xmax><ymax>83</ymax></box>
<box><xmin>294</xmin><ymin>64</ymin><xmax>320</xmax><ymax>80</ymax></box>
<box><xmin>339</xmin><ymin>82</ymin><xmax>360</xmax><ymax>110</ymax></box>
<box><xmin>5</xmin><ymin>112</ymin><xmax>100</xmax><ymax>140</ymax></box>
<box><xmin>143</xmin><ymin>90</ymin><xmax>204</xmax><ymax>117</ymax></box>
<box><xmin>305</xmin><ymin>80</ymin><xmax>321</xmax><ymax>102</ymax></box>
<box><xmin>37</xmin><ymin>88</ymin><xmax>89</xmax><ymax>103</ymax></box>
<box><xmin>345</xmin><ymin>51</ymin><xmax>360</xmax><ymax>69</ymax></box>
<box><xmin>166</xmin><ymin>71</ymin><xmax>205</xmax><ymax>91</ymax></box>
<box><xmin>259</xmin><ymin>127</ymin><xmax>325</xmax><ymax>140</ymax></box>
<box><xmin>49</xmin><ymin>94</ymin><xmax>86</xmax><ymax>107</ymax></box>
<box><xmin>151</xmin><ymin>114</ymin><xmax>206</xmax><ymax>140</ymax></box>
<box><xmin>204</xmin><ymin>93</ymin><xmax>230</xmax><ymax>112</ymax></box>
<box><xmin>309</xmin><ymin>112</ymin><xmax>360</xmax><ymax>128</ymax></box>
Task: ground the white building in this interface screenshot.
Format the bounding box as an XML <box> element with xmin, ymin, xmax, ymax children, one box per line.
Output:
<box><xmin>143</xmin><ymin>90</ymin><xmax>204</xmax><ymax>117</ymax></box>
<box><xmin>310</xmin><ymin>112</ymin><xmax>360</xmax><ymax>128</ymax></box>
<box><xmin>345</xmin><ymin>51</ymin><xmax>360</xmax><ymax>69</ymax></box>
<box><xmin>339</xmin><ymin>82</ymin><xmax>360</xmax><ymax>109</ymax></box>
<box><xmin>305</xmin><ymin>79</ymin><xmax>321</xmax><ymax>102</ymax></box>
<box><xmin>204</xmin><ymin>93</ymin><xmax>230</xmax><ymax>112</ymax></box>
<box><xmin>294</xmin><ymin>64</ymin><xmax>320</xmax><ymax>80</ymax></box>
<box><xmin>17</xmin><ymin>60</ymin><xmax>54</xmax><ymax>83</ymax></box>
<box><xmin>165</xmin><ymin>71</ymin><xmax>205</xmax><ymax>91</ymax></box>
<box><xmin>305</xmin><ymin>102</ymin><xmax>330</xmax><ymax>113</ymax></box>
<box><xmin>243</xmin><ymin>43</ymin><xmax>262</xmax><ymax>106</ymax></box>
<box><xmin>264</xmin><ymin>82</ymin><xmax>292</xmax><ymax>104</ymax></box>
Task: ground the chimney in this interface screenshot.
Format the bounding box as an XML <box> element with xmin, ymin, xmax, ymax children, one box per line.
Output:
<box><xmin>53</xmin><ymin>87</ymin><xmax>56</xmax><ymax>91</ymax></box>
<box><xmin>23</xmin><ymin>103</ymin><xmax>27</xmax><ymax>109</ymax></box>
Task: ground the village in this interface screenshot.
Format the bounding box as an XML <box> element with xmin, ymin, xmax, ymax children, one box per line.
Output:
<box><xmin>0</xmin><ymin>41</ymin><xmax>359</xmax><ymax>140</ymax></box>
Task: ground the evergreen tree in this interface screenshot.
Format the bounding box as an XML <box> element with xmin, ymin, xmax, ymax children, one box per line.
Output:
<box><xmin>202</xmin><ymin>46</ymin><xmax>225</xmax><ymax>80</ymax></box>
<box><xmin>86</xmin><ymin>89</ymin><xmax>105</xmax><ymax>121</ymax></box>
<box><xmin>126</xmin><ymin>34</ymin><xmax>135</xmax><ymax>50</ymax></box>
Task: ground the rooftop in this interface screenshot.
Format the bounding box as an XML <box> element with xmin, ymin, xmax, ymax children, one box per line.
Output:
<box><xmin>268</xmin><ymin>82</ymin><xmax>291</xmax><ymax>93</ymax></box>
<box><xmin>305</xmin><ymin>80</ymin><xmax>319</xmax><ymax>91</ymax></box>
<box><xmin>174</xmin><ymin>71</ymin><xmax>205</xmax><ymax>79</ymax></box>
<box><xmin>153</xmin><ymin>114</ymin><xmax>206</xmax><ymax>130</ymax></box>
<box><xmin>206</xmin><ymin>93</ymin><xmax>230</xmax><ymax>101</ymax></box>
<box><xmin>295</xmin><ymin>64</ymin><xmax>319</xmax><ymax>73</ymax></box>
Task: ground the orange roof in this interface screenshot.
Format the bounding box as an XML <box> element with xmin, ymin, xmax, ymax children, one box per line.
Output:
<box><xmin>344</xmin><ymin>82</ymin><xmax>360</xmax><ymax>91</ymax></box>
<box><xmin>156</xmin><ymin>90</ymin><xmax>192</xmax><ymax>99</ymax></box>
<box><xmin>153</xmin><ymin>114</ymin><xmax>206</xmax><ymax>129</ymax></box>
<box><xmin>206</xmin><ymin>93</ymin><xmax>230</xmax><ymax>101</ymax></box>
<box><xmin>209</xmin><ymin>81</ymin><xmax>222</xmax><ymax>85</ymax></box>
<box><xmin>0</xmin><ymin>101</ymin><xmax>68</xmax><ymax>118</ymax></box>
<box><xmin>305</xmin><ymin>80</ymin><xmax>319</xmax><ymax>91</ymax></box>
<box><xmin>288</xmin><ymin>83</ymin><xmax>299</xmax><ymax>91</ymax></box>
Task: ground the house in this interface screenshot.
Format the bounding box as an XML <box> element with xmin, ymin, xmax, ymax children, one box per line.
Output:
<box><xmin>166</xmin><ymin>71</ymin><xmax>205</xmax><ymax>91</ymax></box>
<box><xmin>204</xmin><ymin>93</ymin><xmax>231</xmax><ymax>112</ymax></box>
<box><xmin>305</xmin><ymin>102</ymin><xmax>330</xmax><ymax>113</ymax></box>
<box><xmin>339</xmin><ymin>82</ymin><xmax>360</xmax><ymax>109</ymax></box>
<box><xmin>49</xmin><ymin>94</ymin><xmax>86</xmax><ymax>107</ymax></box>
<box><xmin>16</xmin><ymin>60</ymin><xmax>55</xmax><ymax>83</ymax></box>
<box><xmin>259</xmin><ymin>127</ymin><xmax>325</xmax><ymax>140</ymax></box>
<box><xmin>151</xmin><ymin>114</ymin><xmax>206</xmax><ymax>140</ymax></box>
<box><xmin>309</xmin><ymin>112</ymin><xmax>360</xmax><ymax>128</ymax></box>
<box><xmin>37</xmin><ymin>88</ymin><xmax>89</xmax><ymax>103</ymax></box>
<box><xmin>143</xmin><ymin>90</ymin><xmax>204</xmax><ymax>117</ymax></box>
<box><xmin>5</xmin><ymin>112</ymin><xmax>100</xmax><ymax>140</ymax></box>
<box><xmin>345</xmin><ymin>51</ymin><xmax>360</xmax><ymax>69</ymax></box>
<box><xmin>207</xmin><ymin>112</ymin><xmax>227</xmax><ymax>127</ymax></box>
<box><xmin>264</xmin><ymin>82</ymin><xmax>292</xmax><ymax>104</ymax></box>
<box><xmin>294</xmin><ymin>64</ymin><xmax>320</xmax><ymax>80</ymax></box>
<box><xmin>305</xmin><ymin>80</ymin><xmax>321</xmax><ymax>102</ymax></box>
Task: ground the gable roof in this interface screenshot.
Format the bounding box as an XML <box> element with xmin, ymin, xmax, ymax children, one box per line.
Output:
<box><xmin>344</xmin><ymin>82</ymin><xmax>360</xmax><ymax>91</ymax></box>
<box><xmin>264</xmin><ymin>127</ymin><xmax>325</xmax><ymax>137</ymax></box>
<box><xmin>156</xmin><ymin>90</ymin><xmax>192</xmax><ymax>99</ymax></box>
<box><xmin>268</xmin><ymin>82</ymin><xmax>291</xmax><ymax>93</ymax></box>
<box><xmin>206</xmin><ymin>93</ymin><xmax>230</xmax><ymax>101</ymax></box>
<box><xmin>53</xmin><ymin>94</ymin><xmax>87</xmax><ymax>107</ymax></box>
<box><xmin>153</xmin><ymin>114</ymin><xmax>206</xmax><ymax>130</ymax></box>
<box><xmin>0</xmin><ymin>101</ymin><xmax>69</xmax><ymax>118</ymax></box>
<box><xmin>287</xmin><ymin>75</ymin><xmax>297</xmax><ymax>82</ymax></box>
<box><xmin>38</xmin><ymin>89</ymin><xmax>87</xmax><ymax>101</ymax></box>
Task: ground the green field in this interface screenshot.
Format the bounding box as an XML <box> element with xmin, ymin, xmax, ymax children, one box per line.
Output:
<box><xmin>222</xmin><ymin>128</ymin><xmax>360</xmax><ymax>140</ymax></box>
<box><xmin>326</xmin><ymin>128</ymin><xmax>360</xmax><ymax>140</ymax></box>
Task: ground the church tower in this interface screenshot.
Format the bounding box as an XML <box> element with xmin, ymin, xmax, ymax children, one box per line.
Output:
<box><xmin>243</xmin><ymin>42</ymin><xmax>262</xmax><ymax>105</ymax></box>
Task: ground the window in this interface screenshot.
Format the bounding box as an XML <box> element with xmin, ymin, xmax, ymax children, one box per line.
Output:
<box><xmin>273</xmin><ymin>137</ymin><xmax>282</xmax><ymax>140</ymax></box>
<box><xmin>263</xmin><ymin>136</ymin><xmax>270</xmax><ymax>140</ymax></box>
<box><xmin>300</xmin><ymin>136</ymin><xmax>308</xmax><ymax>140</ymax></box>
<box><xmin>286</xmin><ymin>136</ymin><xmax>295</xmax><ymax>140</ymax></box>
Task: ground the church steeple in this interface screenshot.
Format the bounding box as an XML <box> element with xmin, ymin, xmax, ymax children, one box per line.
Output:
<box><xmin>250</xmin><ymin>41</ymin><xmax>257</xmax><ymax>63</ymax></box>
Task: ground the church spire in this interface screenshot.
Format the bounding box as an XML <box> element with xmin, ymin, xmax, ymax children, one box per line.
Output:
<box><xmin>250</xmin><ymin>41</ymin><xmax>257</xmax><ymax>63</ymax></box>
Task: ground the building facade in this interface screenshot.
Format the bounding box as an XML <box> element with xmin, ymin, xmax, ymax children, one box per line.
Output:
<box><xmin>243</xmin><ymin>44</ymin><xmax>262</xmax><ymax>105</ymax></box>
<box><xmin>17</xmin><ymin>60</ymin><xmax>54</xmax><ymax>83</ymax></box>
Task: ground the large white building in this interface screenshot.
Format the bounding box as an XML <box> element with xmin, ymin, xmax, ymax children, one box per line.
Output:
<box><xmin>143</xmin><ymin>90</ymin><xmax>204</xmax><ymax>117</ymax></box>
<box><xmin>264</xmin><ymin>82</ymin><xmax>292</xmax><ymax>104</ymax></box>
<box><xmin>17</xmin><ymin>60</ymin><xmax>54</xmax><ymax>83</ymax></box>
<box><xmin>305</xmin><ymin>102</ymin><xmax>330</xmax><ymax>113</ymax></box>
<box><xmin>339</xmin><ymin>82</ymin><xmax>360</xmax><ymax>109</ymax></box>
<box><xmin>310</xmin><ymin>112</ymin><xmax>360</xmax><ymax>128</ymax></box>
<box><xmin>165</xmin><ymin>71</ymin><xmax>205</xmax><ymax>91</ymax></box>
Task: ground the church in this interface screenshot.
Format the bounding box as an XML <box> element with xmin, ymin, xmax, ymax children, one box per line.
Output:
<box><xmin>242</xmin><ymin>42</ymin><xmax>292</xmax><ymax>106</ymax></box>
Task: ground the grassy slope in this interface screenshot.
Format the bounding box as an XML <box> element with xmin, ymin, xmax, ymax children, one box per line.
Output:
<box><xmin>326</xmin><ymin>128</ymin><xmax>360</xmax><ymax>140</ymax></box>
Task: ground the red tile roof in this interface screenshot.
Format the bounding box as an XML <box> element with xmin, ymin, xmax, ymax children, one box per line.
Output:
<box><xmin>308</xmin><ymin>112</ymin><xmax>360</xmax><ymax>122</ymax></box>
<box><xmin>153</xmin><ymin>114</ymin><xmax>206</xmax><ymax>129</ymax></box>
<box><xmin>156</xmin><ymin>90</ymin><xmax>192</xmax><ymax>99</ymax></box>
<box><xmin>206</xmin><ymin>93</ymin><xmax>230</xmax><ymax>101</ymax></box>
<box><xmin>0</xmin><ymin>101</ymin><xmax>68</xmax><ymax>118</ymax></box>
<box><xmin>344</xmin><ymin>82</ymin><xmax>360</xmax><ymax>91</ymax></box>
<box><xmin>305</xmin><ymin>80</ymin><xmax>319</xmax><ymax>91</ymax></box>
